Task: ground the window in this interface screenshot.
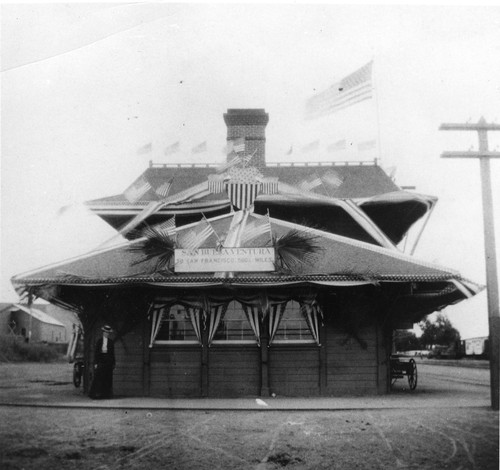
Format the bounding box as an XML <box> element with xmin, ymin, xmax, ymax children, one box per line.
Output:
<box><xmin>212</xmin><ymin>301</ymin><xmax>257</xmax><ymax>344</ymax></box>
<box><xmin>154</xmin><ymin>305</ymin><xmax>199</xmax><ymax>344</ymax></box>
<box><xmin>272</xmin><ymin>300</ymin><xmax>315</xmax><ymax>343</ymax></box>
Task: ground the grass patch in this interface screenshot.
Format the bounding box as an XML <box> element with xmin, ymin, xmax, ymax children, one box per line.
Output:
<box><xmin>0</xmin><ymin>336</ymin><xmax>64</xmax><ymax>362</ymax></box>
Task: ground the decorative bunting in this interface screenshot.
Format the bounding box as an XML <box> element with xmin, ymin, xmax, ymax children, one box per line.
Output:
<box><xmin>178</xmin><ymin>217</ymin><xmax>216</xmax><ymax>251</ymax></box>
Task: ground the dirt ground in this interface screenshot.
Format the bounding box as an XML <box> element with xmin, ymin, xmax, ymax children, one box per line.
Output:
<box><xmin>0</xmin><ymin>362</ymin><xmax>498</xmax><ymax>470</ymax></box>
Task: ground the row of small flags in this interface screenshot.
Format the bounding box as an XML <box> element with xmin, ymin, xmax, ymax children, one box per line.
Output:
<box><xmin>287</xmin><ymin>138</ymin><xmax>377</xmax><ymax>155</ymax></box>
<box><xmin>299</xmin><ymin>169</ymin><xmax>344</xmax><ymax>192</ymax></box>
<box><xmin>139</xmin><ymin>137</ymin><xmax>376</xmax><ymax>158</ymax></box>
<box><xmin>137</xmin><ymin>137</ymin><xmax>248</xmax><ymax>157</ymax></box>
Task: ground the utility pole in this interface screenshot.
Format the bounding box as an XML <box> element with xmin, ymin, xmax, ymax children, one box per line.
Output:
<box><xmin>440</xmin><ymin>117</ymin><xmax>500</xmax><ymax>410</ymax></box>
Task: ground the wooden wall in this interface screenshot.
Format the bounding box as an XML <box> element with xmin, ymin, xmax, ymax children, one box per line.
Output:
<box><xmin>269</xmin><ymin>345</ymin><xmax>320</xmax><ymax>396</ymax></box>
<box><xmin>208</xmin><ymin>346</ymin><xmax>261</xmax><ymax>397</ymax></box>
<box><xmin>150</xmin><ymin>346</ymin><xmax>202</xmax><ymax>397</ymax></box>
<box><xmin>106</xmin><ymin>310</ymin><xmax>390</xmax><ymax>398</ymax></box>
<box><xmin>113</xmin><ymin>322</ymin><xmax>145</xmax><ymax>397</ymax></box>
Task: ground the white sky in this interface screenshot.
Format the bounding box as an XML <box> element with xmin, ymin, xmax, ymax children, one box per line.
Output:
<box><xmin>1</xmin><ymin>3</ymin><xmax>499</xmax><ymax>339</ymax></box>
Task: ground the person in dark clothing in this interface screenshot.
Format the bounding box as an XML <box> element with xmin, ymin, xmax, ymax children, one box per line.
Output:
<box><xmin>89</xmin><ymin>325</ymin><xmax>115</xmax><ymax>399</ymax></box>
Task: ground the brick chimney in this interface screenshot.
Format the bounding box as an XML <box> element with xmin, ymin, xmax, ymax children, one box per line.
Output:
<box><xmin>223</xmin><ymin>109</ymin><xmax>269</xmax><ymax>169</ymax></box>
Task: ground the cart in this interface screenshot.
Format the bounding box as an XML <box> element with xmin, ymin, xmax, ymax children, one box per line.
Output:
<box><xmin>390</xmin><ymin>354</ymin><xmax>418</xmax><ymax>390</ymax></box>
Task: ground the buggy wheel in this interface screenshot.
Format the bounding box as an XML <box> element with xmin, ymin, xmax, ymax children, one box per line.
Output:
<box><xmin>73</xmin><ymin>362</ymin><xmax>82</xmax><ymax>388</ymax></box>
<box><xmin>407</xmin><ymin>359</ymin><xmax>418</xmax><ymax>390</ymax></box>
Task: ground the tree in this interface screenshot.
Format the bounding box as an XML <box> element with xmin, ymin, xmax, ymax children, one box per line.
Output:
<box><xmin>394</xmin><ymin>329</ymin><xmax>421</xmax><ymax>351</ymax></box>
<box><xmin>419</xmin><ymin>313</ymin><xmax>460</xmax><ymax>348</ymax></box>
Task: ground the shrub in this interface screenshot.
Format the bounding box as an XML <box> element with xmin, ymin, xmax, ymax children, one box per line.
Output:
<box><xmin>0</xmin><ymin>336</ymin><xmax>63</xmax><ymax>362</ymax></box>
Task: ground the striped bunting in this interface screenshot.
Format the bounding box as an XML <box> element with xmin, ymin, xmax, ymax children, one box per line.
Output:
<box><xmin>208</xmin><ymin>174</ymin><xmax>228</xmax><ymax>194</ymax></box>
<box><xmin>305</xmin><ymin>61</ymin><xmax>373</xmax><ymax>119</ymax></box>
<box><xmin>124</xmin><ymin>175</ymin><xmax>152</xmax><ymax>203</ymax></box>
<box><xmin>260</xmin><ymin>177</ymin><xmax>279</xmax><ymax>195</ymax></box>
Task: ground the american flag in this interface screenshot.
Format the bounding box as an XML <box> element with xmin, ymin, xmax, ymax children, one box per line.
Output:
<box><xmin>124</xmin><ymin>176</ymin><xmax>152</xmax><ymax>203</ymax></box>
<box><xmin>164</xmin><ymin>141</ymin><xmax>180</xmax><ymax>156</ymax></box>
<box><xmin>327</xmin><ymin>140</ymin><xmax>346</xmax><ymax>152</ymax></box>
<box><xmin>305</xmin><ymin>61</ymin><xmax>373</xmax><ymax>119</ymax></box>
<box><xmin>357</xmin><ymin>139</ymin><xmax>377</xmax><ymax>151</ymax></box>
<box><xmin>231</xmin><ymin>137</ymin><xmax>245</xmax><ymax>153</ymax></box>
<box><xmin>153</xmin><ymin>216</ymin><xmax>176</xmax><ymax>237</ymax></box>
<box><xmin>299</xmin><ymin>173</ymin><xmax>322</xmax><ymax>192</ymax></box>
<box><xmin>137</xmin><ymin>142</ymin><xmax>152</xmax><ymax>155</ymax></box>
<box><xmin>178</xmin><ymin>217</ymin><xmax>216</xmax><ymax>251</ymax></box>
<box><xmin>191</xmin><ymin>141</ymin><xmax>207</xmax><ymax>154</ymax></box>
<box><xmin>155</xmin><ymin>178</ymin><xmax>173</xmax><ymax>198</ymax></box>
<box><xmin>216</xmin><ymin>154</ymin><xmax>242</xmax><ymax>174</ymax></box>
<box><xmin>241</xmin><ymin>213</ymin><xmax>272</xmax><ymax>245</ymax></box>
<box><xmin>301</xmin><ymin>140</ymin><xmax>320</xmax><ymax>153</ymax></box>
<box><xmin>321</xmin><ymin>169</ymin><xmax>344</xmax><ymax>189</ymax></box>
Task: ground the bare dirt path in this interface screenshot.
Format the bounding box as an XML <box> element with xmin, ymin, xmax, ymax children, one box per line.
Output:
<box><xmin>0</xmin><ymin>362</ymin><xmax>498</xmax><ymax>469</ymax></box>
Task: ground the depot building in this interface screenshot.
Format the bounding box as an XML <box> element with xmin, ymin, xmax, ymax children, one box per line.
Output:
<box><xmin>11</xmin><ymin>109</ymin><xmax>480</xmax><ymax>398</ymax></box>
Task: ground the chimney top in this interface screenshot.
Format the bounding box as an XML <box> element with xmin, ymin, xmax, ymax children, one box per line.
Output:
<box><xmin>224</xmin><ymin>108</ymin><xmax>269</xmax><ymax>127</ymax></box>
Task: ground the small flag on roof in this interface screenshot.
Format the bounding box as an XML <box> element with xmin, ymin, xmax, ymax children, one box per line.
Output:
<box><xmin>124</xmin><ymin>175</ymin><xmax>152</xmax><ymax>203</ymax></box>
<box><xmin>137</xmin><ymin>142</ymin><xmax>152</xmax><ymax>155</ymax></box>
<box><xmin>327</xmin><ymin>140</ymin><xmax>346</xmax><ymax>152</ymax></box>
<box><xmin>357</xmin><ymin>139</ymin><xmax>377</xmax><ymax>151</ymax></box>
<box><xmin>299</xmin><ymin>173</ymin><xmax>322</xmax><ymax>192</ymax></box>
<box><xmin>301</xmin><ymin>140</ymin><xmax>320</xmax><ymax>153</ymax></box>
<box><xmin>191</xmin><ymin>141</ymin><xmax>207</xmax><ymax>154</ymax></box>
<box><xmin>164</xmin><ymin>141</ymin><xmax>180</xmax><ymax>156</ymax></box>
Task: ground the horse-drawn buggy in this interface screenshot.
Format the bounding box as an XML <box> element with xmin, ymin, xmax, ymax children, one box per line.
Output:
<box><xmin>390</xmin><ymin>354</ymin><xmax>418</xmax><ymax>390</ymax></box>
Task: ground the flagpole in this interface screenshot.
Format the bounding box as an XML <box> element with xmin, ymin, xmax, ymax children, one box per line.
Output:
<box><xmin>372</xmin><ymin>58</ymin><xmax>383</xmax><ymax>164</ymax></box>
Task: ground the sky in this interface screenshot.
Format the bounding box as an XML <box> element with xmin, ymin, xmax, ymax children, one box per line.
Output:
<box><xmin>1</xmin><ymin>3</ymin><xmax>500</xmax><ymax>339</ymax></box>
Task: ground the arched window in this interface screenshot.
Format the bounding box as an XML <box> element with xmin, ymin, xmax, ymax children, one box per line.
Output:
<box><xmin>212</xmin><ymin>301</ymin><xmax>257</xmax><ymax>344</ymax></box>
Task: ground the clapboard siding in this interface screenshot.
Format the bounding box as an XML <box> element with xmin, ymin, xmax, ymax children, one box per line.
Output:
<box><xmin>113</xmin><ymin>323</ymin><xmax>144</xmax><ymax>397</ymax></box>
<box><xmin>150</xmin><ymin>347</ymin><xmax>202</xmax><ymax>397</ymax></box>
<box><xmin>208</xmin><ymin>346</ymin><xmax>260</xmax><ymax>397</ymax></box>
<box><xmin>269</xmin><ymin>346</ymin><xmax>320</xmax><ymax>396</ymax></box>
<box><xmin>325</xmin><ymin>324</ymin><xmax>379</xmax><ymax>395</ymax></box>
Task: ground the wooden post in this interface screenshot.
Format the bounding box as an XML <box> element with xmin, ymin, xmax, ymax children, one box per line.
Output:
<box><xmin>440</xmin><ymin>117</ymin><xmax>500</xmax><ymax>410</ymax></box>
<box><xmin>260</xmin><ymin>317</ymin><xmax>270</xmax><ymax>397</ymax></box>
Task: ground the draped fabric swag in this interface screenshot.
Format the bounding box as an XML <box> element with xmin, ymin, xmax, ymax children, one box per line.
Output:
<box><xmin>149</xmin><ymin>289</ymin><xmax>323</xmax><ymax>346</ymax></box>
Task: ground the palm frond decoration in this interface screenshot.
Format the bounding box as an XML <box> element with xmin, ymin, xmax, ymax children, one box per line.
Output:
<box><xmin>273</xmin><ymin>229</ymin><xmax>323</xmax><ymax>274</ymax></box>
<box><xmin>128</xmin><ymin>225</ymin><xmax>176</xmax><ymax>274</ymax></box>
